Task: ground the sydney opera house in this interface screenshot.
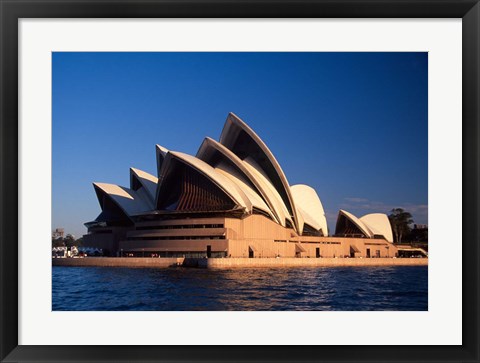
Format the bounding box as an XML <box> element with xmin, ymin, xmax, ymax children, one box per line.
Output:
<box><xmin>83</xmin><ymin>113</ymin><xmax>398</xmax><ymax>258</ymax></box>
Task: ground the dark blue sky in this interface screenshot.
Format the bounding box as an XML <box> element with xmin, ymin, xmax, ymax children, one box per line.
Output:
<box><xmin>52</xmin><ymin>52</ymin><xmax>428</xmax><ymax>238</ymax></box>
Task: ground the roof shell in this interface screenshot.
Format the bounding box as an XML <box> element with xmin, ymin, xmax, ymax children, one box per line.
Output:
<box><xmin>219</xmin><ymin>113</ymin><xmax>303</xmax><ymax>233</ymax></box>
<box><xmin>93</xmin><ymin>182</ymin><xmax>152</xmax><ymax>217</ymax></box>
<box><xmin>130</xmin><ymin>168</ymin><xmax>158</xmax><ymax>204</ymax></box>
<box><xmin>242</xmin><ymin>157</ymin><xmax>293</xmax><ymax>228</ymax></box>
<box><xmin>291</xmin><ymin>184</ymin><xmax>329</xmax><ymax>236</ymax></box>
<box><xmin>214</xmin><ymin>161</ymin><xmax>275</xmax><ymax>219</ymax></box>
<box><xmin>156</xmin><ymin>144</ymin><xmax>169</xmax><ymax>176</ymax></box>
<box><xmin>197</xmin><ymin>137</ymin><xmax>286</xmax><ymax>224</ymax></box>
<box><xmin>197</xmin><ymin>137</ymin><xmax>259</xmax><ymax>193</ymax></box>
<box><xmin>360</xmin><ymin>213</ymin><xmax>393</xmax><ymax>242</ymax></box>
<box><xmin>336</xmin><ymin>209</ymin><xmax>374</xmax><ymax>238</ymax></box>
<box><xmin>156</xmin><ymin>151</ymin><xmax>252</xmax><ymax>212</ymax></box>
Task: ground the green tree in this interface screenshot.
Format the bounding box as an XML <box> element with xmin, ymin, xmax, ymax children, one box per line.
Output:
<box><xmin>64</xmin><ymin>234</ymin><xmax>76</xmax><ymax>248</ymax></box>
<box><xmin>52</xmin><ymin>238</ymin><xmax>65</xmax><ymax>248</ymax></box>
<box><xmin>410</xmin><ymin>227</ymin><xmax>428</xmax><ymax>243</ymax></box>
<box><xmin>75</xmin><ymin>237</ymin><xmax>83</xmax><ymax>246</ymax></box>
<box><xmin>388</xmin><ymin>208</ymin><xmax>414</xmax><ymax>243</ymax></box>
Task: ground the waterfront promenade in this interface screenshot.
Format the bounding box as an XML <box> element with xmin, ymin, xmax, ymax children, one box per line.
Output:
<box><xmin>53</xmin><ymin>257</ymin><xmax>427</xmax><ymax>269</ymax></box>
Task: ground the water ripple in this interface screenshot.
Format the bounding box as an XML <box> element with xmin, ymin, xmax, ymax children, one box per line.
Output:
<box><xmin>52</xmin><ymin>266</ymin><xmax>427</xmax><ymax>311</ymax></box>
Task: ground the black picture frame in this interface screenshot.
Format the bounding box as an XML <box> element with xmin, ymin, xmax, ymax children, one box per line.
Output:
<box><xmin>1</xmin><ymin>1</ymin><xmax>478</xmax><ymax>362</ymax></box>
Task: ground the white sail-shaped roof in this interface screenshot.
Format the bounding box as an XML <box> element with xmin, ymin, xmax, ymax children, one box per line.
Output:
<box><xmin>130</xmin><ymin>168</ymin><xmax>158</xmax><ymax>205</ymax></box>
<box><xmin>214</xmin><ymin>161</ymin><xmax>275</xmax><ymax>220</ymax></box>
<box><xmin>291</xmin><ymin>184</ymin><xmax>328</xmax><ymax>236</ymax></box>
<box><xmin>219</xmin><ymin>112</ymin><xmax>303</xmax><ymax>233</ymax></box>
<box><xmin>156</xmin><ymin>151</ymin><xmax>252</xmax><ymax>212</ymax></box>
<box><xmin>156</xmin><ymin>144</ymin><xmax>169</xmax><ymax>176</ymax></box>
<box><xmin>93</xmin><ymin>182</ymin><xmax>152</xmax><ymax>217</ymax></box>
<box><xmin>197</xmin><ymin>137</ymin><xmax>284</xmax><ymax>224</ymax></box>
<box><xmin>197</xmin><ymin>137</ymin><xmax>260</xmax><ymax>193</ymax></box>
<box><xmin>335</xmin><ymin>210</ymin><xmax>394</xmax><ymax>242</ymax></box>
<box><xmin>336</xmin><ymin>209</ymin><xmax>374</xmax><ymax>238</ymax></box>
<box><xmin>360</xmin><ymin>213</ymin><xmax>393</xmax><ymax>242</ymax></box>
<box><xmin>243</xmin><ymin>157</ymin><xmax>293</xmax><ymax>228</ymax></box>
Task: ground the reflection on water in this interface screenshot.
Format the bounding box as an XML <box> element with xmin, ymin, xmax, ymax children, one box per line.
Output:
<box><xmin>52</xmin><ymin>265</ymin><xmax>427</xmax><ymax>311</ymax></box>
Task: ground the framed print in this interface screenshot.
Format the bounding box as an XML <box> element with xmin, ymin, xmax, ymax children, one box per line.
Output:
<box><xmin>1</xmin><ymin>1</ymin><xmax>479</xmax><ymax>362</ymax></box>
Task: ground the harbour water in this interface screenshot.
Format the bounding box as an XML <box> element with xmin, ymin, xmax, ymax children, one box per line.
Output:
<box><xmin>52</xmin><ymin>265</ymin><xmax>427</xmax><ymax>311</ymax></box>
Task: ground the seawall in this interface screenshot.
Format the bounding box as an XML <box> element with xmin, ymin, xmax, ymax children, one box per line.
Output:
<box><xmin>52</xmin><ymin>257</ymin><xmax>184</xmax><ymax>268</ymax></box>
<box><xmin>192</xmin><ymin>257</ymin><xmax>428</xmax><ymax>268</ymax></box>
<box><xmin>53</xmin><ymin>257</ymin><xmax>427</xmax><ymax>269</ymax></box>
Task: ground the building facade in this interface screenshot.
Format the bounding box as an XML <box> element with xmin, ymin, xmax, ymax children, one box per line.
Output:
<box><xmin>52</xmin><ymin>228</ymin><xmax>65</xmax><ymax>240</ymax></box>
<box><xmin>83</xmin><ymin>113</ymin><xmax>397</xmax><ymax>258</ymax></box>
